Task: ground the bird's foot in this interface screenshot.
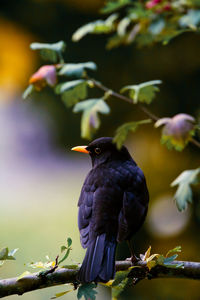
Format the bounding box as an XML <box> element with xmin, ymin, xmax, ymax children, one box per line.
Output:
<box><xmin>126</xmin><ymin>255</ymin><xmax>139</xmax><ymax>265</ymax></box>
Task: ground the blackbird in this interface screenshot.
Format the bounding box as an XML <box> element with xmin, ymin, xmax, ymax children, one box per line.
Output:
<box><xmin>72</xmin><ymin>137</ymin><xmax>149</xmax><ymax>283</ymax></box>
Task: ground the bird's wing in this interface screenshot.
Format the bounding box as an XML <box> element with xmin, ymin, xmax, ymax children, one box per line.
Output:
<box><xmin>117</xmin><ymin>166</ymin><xmax>149</xmax><ymax>242</ymax></box>
<box><xmin>78</xmin><ymin>182</ymin><xmax>93</xmax><ymax>249</ymax></box>
<box><xmin>78</xmin><ymin>167</ymin><xmax>123</xmax><ymax>248</ymax></box>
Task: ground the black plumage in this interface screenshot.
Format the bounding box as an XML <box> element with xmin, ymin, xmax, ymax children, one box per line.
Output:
<box><xmin>72</xmin><ymin>137</ymin><xmax>149</xmax><ymax>283</ymax></box>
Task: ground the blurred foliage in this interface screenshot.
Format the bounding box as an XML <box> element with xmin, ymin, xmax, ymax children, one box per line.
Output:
<box><xmin>73</xmin><ymin>0</ymin><xmax>200</xmax><ymax>49</ymax></box>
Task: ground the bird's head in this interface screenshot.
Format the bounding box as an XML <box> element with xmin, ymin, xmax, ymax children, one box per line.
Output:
<box><xmin>72</xmin><ymin>137</ymin><xmax>132</xmax><ymax>167</ymax></box>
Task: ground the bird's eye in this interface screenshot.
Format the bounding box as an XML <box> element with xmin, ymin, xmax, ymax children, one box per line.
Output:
<box><xmin>94</xmin><ymin>147</ymin><xmax>101</xmax><ymax>155</ymax></box>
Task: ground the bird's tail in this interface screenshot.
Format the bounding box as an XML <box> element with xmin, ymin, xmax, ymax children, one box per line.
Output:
<box><xmin>77</xmin><ymin>233</ymin><xmax>117</xmax><ymax>283</ymax></box>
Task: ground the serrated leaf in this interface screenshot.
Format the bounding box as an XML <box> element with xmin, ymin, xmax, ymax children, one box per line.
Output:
<box><xmin>113</xmin><ymin>119</ymin><xmax>151</xmax><ymax>149</ymax></box>
<box><xmin>72</xmin><ymin>14</ymin><xmax>118</xmax><ymax>42</ymax></box>
<box><xmin>30</xmin><ymin>41</ymin><xmax>66</xmax><ymax>63</ymax></box>
<box><xmin>171</xmin><ymin>168</ymin><xmax>200</xmax><ymax>211</ymax></box>
<box><xmin>120</xmin><ymin>80</ymin><xmax>162</xmax><ymax>104</ymax></box>
<box><xmin>23</xmin><ymin>84</ymin><xmax>35</xmax><ymax>100</ymax></box>
<box><xmin>51</xmin><ymin>289</ymin><xmax>73</xmax><ymax>299</ymax></box>
<box><xmin>55</xmin><ymin>80</ymin><xmax>87</xmax><ymax>107</ymax></box>
<box><xmin>73</xmin><ymin>98</ymin><xmax>110</xmax><ymax>140</ymax></box>
<box><xmin>100</xmin><ymin>0</ymin><xmax>132</xmax><ymax>14</ymax></box>
<box><xmin>17</xmin><ymin>271</ymin><xmax>31</xmax><ymax>281</ymax></box>
<box><xmin>58</xmin><ymin>62</ymin><xmax>97</xmax><ymax>78</ymax></box>
<box><xmin>67</xmin><ymin>237</ymin><xmax>72</xmax><ymax>247</ymax></box>
<box><xmin>77</xmin><ymin>283</ymin><xmax>97</xmax><ymax>300</ymax></box>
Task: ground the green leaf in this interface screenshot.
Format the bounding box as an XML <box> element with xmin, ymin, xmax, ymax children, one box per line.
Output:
<box><xmin>51</xmin><ymin>289</ymin><xmax>73</xmax><ymax>299</ymax></box>
<box><xmin>113</xmin><ymin>119</ymin><xmax>152</xmax><ymax>149</ymax></box>
<box><xmin>120</xmin><ymin>80</ymin><xmax>162</xmax><ymax>104</ymax></box>
<box><xmin>171</xmin><ymin>168</ymin><xmax>200</xmax><ymax>211</ymax></box>
<box><xmin>23</xmin><ymin>84</ymin><xmax>35</xmax><ymax>99</ymax></box>
<box><xmin>55</xmin><ymin>79</ymin><xmax>87</xmax><ymax>107</ymax></box>
<box><xmin>100</xmin><ymin>0</ymin><xmax>132</xmax><ymax>14</ymax></box>
<box><xmin>166</xmin><ymin>246</ymin><xmax>182</xmax><ymax>257</ymax></box>
<box><xmin>72</xmin><ymin>14</ymin><xmax>118</xmax><ymax>42</ymax></box>
<box><xmin>73</xmin><ymin>98</ymin><xmax>110</xmax><ymax>140</ymax></box>
<box><xmin>30</xmin><ymin>41</ymin><xmax>66</xmax><ymax>63</ymax></box>
<box><xmin>67</xmin><ymin>237</ymin><xmax>72</xmax><ymax>247</ymax></box>
<box><xmin>77</xmin><ymin>283</ymin><xmax>97</xmax><ymax>300</ymax></box>
<box><xmin>58</xmin><ymin>62</ymin><xmax>97</xmax><ymax>78</ymax></box>
<box><xmin>58</xmin><ymin>249</ymin><xmax>70</xmax><ymax>265</ymax></box>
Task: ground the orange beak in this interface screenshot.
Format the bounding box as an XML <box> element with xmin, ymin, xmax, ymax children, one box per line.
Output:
<box><xmin>71</xmin><ymin>146</ymin><xmax>89</xmax><ymax>154</ymax></box>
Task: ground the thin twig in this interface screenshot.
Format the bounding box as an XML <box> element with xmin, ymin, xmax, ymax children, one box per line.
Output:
<box><xmin>88</xmin><ymin>78</ymin><xmax>200</xmax><ymax>148</ymax></box>
<box><xmin>0</xmin><ymin>260</ymin><xmax>200</xmax><ymax>298</ymax></box>
<box><xmin>39</xmin><ymin>255</ymin><xmax>59</xmax><ymax>277</ymax></box>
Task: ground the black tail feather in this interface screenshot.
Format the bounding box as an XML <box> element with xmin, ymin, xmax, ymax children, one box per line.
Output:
<box><xmin>77</xmin><ymin>234</ymin><xmax>117</xmax><ymax>283</ymax></box>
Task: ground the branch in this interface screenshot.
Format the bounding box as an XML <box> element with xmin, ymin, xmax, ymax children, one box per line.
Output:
<box><xmin>0</xmin><ymin>260</ymin><xmax>200</xmax><ymax>298</ymax></box>
<box><xmin>89</xmin><ymin>78</ymin><xmax>200</xmax><ymax>149</ymax></box>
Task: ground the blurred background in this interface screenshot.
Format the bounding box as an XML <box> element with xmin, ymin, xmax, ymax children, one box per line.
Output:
<box><xmin>0</xmin><ymin>0</ymin><xmax>200</xmax><ymax>299</ymax></box>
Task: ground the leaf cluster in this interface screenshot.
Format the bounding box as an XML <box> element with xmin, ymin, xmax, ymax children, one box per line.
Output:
<box><xmin>23</xmin><ymin>41</ymin><xmax>161</xmax><ymax>141</ymax></box>
<box><xmin>22</xmin><ymin>41</ymin><xmax>200</xmax><ymax>213</ymax></box>
<box><xmin>72</xmin><ymin>0</ymin><xmax>200</xmax><ymax>49</ymax></box>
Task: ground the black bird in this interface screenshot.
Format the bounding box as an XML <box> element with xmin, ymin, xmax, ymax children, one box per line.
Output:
<box><xmin>72</xmin><ymin>137</ymin><xmax>149</xmax><ymax>283</ymax></box>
